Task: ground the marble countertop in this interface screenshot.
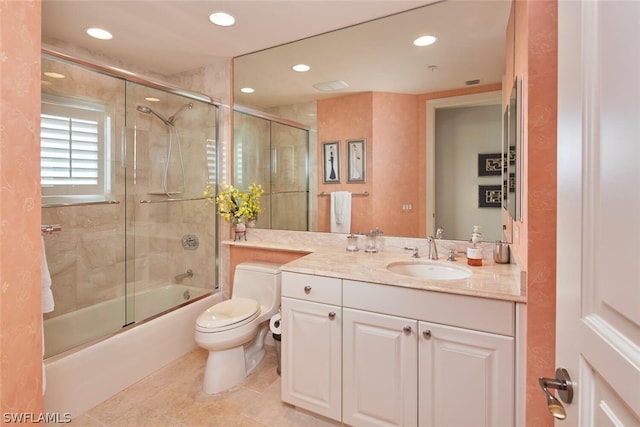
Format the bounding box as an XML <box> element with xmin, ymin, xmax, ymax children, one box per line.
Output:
<box><xmin>280</xmin><ymin>249</ymin><xmax>526</xmax><ymax>303</ymax></box>
<box><xmin>224</xmin><ymin>234</ymin><xmax>526</xmax><ymax>303</ymax></box>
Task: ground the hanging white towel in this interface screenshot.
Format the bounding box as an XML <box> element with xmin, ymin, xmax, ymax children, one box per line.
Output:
<box><xmin>330</xmin><ymin>191</ymin><xmax>352</xmax><ymax>233</ymax></box>
<box><xmin>41</xmin><ymin>236</ymin><xmax>54</xmax><ymax>395</ymax></box>
<box><xmin>41</xmin><ymin>237</ymin><xmax>54</xmax><ymax>314</ymax></box>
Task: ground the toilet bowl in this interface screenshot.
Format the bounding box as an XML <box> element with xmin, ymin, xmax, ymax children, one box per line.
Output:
<box><xmin>195</xmin><ymin>261</ymin><xmax>281</xmax><ymax>394</ymax></box>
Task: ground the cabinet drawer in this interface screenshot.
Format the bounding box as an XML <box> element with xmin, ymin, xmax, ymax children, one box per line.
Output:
<box><xmin>343</xmin><ymin>279</ymin><xmax>514</xmax><ymax>336</ymax></box>
<box><xmin>282</xmin><ymin>272</ymin><xmax>342</xmax><ymax>305</ymax></box>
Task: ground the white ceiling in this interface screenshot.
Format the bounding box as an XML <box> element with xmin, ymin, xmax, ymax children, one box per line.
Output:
<box><xmin>41</xmin><ymin>0</ymin><xmax>510</xmax><ymax>109</ymax></box>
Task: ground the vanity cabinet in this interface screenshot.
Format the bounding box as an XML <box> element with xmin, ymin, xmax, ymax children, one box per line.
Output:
<box><xmin>281</xmin><ymin>272</ymin><xmax>516</xmax><ymax>427</ymax></box>
<box><xmin>280</xmin><ymin>273</ymin><xmax>342</xmax><ymax>422</ymax></box>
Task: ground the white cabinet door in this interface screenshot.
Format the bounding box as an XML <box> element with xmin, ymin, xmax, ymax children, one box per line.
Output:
<box><xmin>281</xmin><ymin>297</ymin><xmax>342</xmax><ymax>422</ymax></box>
<box><xmin>418</xmin><ymin>321</ymin><xmax>514</xmax><ymax>427</ymax></box>
<box><xmin>343</xmin><ymin>308</ymin><xmax>418</xmax><ymax>427</ymax></box>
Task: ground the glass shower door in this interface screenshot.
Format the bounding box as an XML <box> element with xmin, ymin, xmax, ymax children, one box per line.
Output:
<box><xmin>125</xmin><ymin>82</ymin><xmax>218</xmax><ymax>324</ymax></box>
<box><xmin>233</xmin><ymin>110</ymin><xmax>309</xmax><ymax>230</ymax></box>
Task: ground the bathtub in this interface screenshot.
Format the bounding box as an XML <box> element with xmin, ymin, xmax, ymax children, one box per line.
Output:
<box><xmin>44</xmin><ymin>285</ymin><xmax>211</xmax><ymax>358</ymax></box>
<box><xmin>43</xmin><ymin>286</ymin><xmax>221</xmax><ymax>419</ymax></box>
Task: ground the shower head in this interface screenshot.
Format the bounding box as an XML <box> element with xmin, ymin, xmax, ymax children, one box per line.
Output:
<box><xmin>167</xmin><ymin>103</ymin><xmax>193</xmax><ymax>125</ymax></box>
<box><xmin>136</xmin><ymin>105</ymin><xmax>172</xmax><ymax>126</ymax></box>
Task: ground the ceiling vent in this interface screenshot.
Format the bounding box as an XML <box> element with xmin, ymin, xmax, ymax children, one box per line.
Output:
<box><xmin>465</xmin><ymin>79</ymin><xmax>481</xmax><ymax>86</ymax></box>
<box><xmin>313</xmin><ymin>80</ymin><xmax>349</xmax><ymax>92</ymax></box>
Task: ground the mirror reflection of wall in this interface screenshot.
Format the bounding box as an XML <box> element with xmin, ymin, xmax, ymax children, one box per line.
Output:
<box><xmin>435</xmin><ymin>104</ymin><xmax>503</xmax><ymax>242</ymax></box>
<box><xmin>233</xmin><ymin>1</ymin><xmax>512</xmax><ymax>241</ymax></box>
<box><xmin>233</xmin><ymin>110</ymin><xmax>309</xmax><ymax>231</ymax></box>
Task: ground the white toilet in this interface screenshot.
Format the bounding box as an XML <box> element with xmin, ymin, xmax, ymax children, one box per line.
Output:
<box><xmin>195</xmin><ymin>261</ymin><xmax>282</xmax><ymax>394</ymax></box>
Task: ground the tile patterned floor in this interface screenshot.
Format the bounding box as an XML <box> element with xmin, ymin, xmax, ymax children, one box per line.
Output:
<box><xmin>70</xmin><ymin>346</ymin><xmax>339</xmax><ymax>427</ymax></box>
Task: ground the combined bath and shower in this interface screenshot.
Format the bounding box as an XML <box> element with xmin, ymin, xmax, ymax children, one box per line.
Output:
<box><xmin>136</xmin><ymin>102</ymin><xmax>193</xmax><ymax>196</ymax></box>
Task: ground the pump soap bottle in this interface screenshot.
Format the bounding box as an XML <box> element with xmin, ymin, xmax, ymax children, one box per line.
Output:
<box><xmin>467</xmin><ymin>226</ymin><xmax>483</xmax><ymax>266</ymax></box>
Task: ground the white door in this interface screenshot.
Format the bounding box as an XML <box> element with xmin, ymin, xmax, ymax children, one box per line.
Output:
<box><xmin>556</xmin><ymin>1</ymin><xmax>640</xmax><ymax>425</ymax></box>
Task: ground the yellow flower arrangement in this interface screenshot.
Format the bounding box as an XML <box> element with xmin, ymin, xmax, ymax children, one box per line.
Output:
<box><xmin>204</xmin><ymin>183</ymin><xmax>264</xmax><ymax>224</ymax></box>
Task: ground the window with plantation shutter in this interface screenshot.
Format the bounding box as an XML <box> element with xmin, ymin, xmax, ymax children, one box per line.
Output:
<box><xmin>40</xmin><ymin>96</ymin><xmax>110</xmax><ymax>198</ymax></box>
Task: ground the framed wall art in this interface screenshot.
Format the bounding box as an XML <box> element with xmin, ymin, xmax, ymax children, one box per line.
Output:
<box><xmin>479</xmin><ymin>185</ymin><xmax>502</xmax><ymax>208</ymax></box>
<box><xmin>478</xmin><ymin>153</ymin><xmax>502</xmax><ymax>176</ymax></box>
<box><xmin>347</xmin><ymin>138</ymin><xmax>366</xmax><ymax>183</ymax></box>
<box><xmin>322</xmin><ymin>141</ymin><xmax>340</xmax><ymax>183</ymax></box>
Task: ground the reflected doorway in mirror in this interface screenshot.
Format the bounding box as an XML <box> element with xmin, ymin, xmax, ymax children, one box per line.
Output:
<box><xmin>347</xmin><ymin>139</ymin><xmax>366</xmax><ymax>183</ymax></box>
<box><xmin>322</xmin><ymin>141</ymin><xmax>340</xmax><ymax>183</ymax></box>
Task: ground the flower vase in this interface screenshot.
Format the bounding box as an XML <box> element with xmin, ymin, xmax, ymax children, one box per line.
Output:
<box><xmin>233</xmin><ymin>222</ymin><xmax>247</xmax><ymax>241</ymax></box>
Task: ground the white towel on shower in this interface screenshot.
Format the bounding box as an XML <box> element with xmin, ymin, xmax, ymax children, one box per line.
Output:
<box><xmin>41</xmin><ymin>236</ymin><xmax>54</xmax><ymax>395</ymax></box>
<box><xmin>41</xmin><ymin>237</ymin><xmax>54</xmax><ymax>314</ymax></box>
<box><xmin>330</xmin><ymin>191</ymin><xmax>351</xmax><ymax>233</ymax></box>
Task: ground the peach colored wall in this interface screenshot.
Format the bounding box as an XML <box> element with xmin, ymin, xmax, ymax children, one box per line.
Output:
<box><xmin>317</xmin><ymin>92</ymin><xmax>419</xmax><ymax>236</ymax></box>
<box><xmin>0</xmin><ymin>0</ymin><xmax>45</xmax><ymax>417</ymax></box>
<box><xmin>517</xmin><ymin>1</ymin><xmax>558</xmax><ymax>426</ymax></box>
<box><xmin>317</xmin><ymin>93</ymin><xmax>373</xmax><ymax>233</ymax></box>
<box><xmin>371</xmin><ymin>93</ymin><xmax>419</xmax><ymax>236</ymax></box>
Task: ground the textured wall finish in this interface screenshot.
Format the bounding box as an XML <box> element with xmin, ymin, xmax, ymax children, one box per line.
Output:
<box><xmin>0</xmin><ymin>0</ymin><xmax>45</xmax><ymax>415</ymax></box>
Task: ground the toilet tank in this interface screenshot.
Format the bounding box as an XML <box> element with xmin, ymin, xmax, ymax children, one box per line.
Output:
<box><xmin>232</xmin><ymin>262</ymin><xmax>282</xmax><ymax>311</ymax></box>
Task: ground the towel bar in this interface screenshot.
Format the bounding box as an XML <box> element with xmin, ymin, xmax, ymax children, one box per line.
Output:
<box><xmin>41</xmin><ymin>224</ymin><xmax>62</xmax><ymax>235</ymax></box>
<box><xmin>318</xmin><ymin>191</ymin><xmax>369</xmax><ymax>197</ymax></box>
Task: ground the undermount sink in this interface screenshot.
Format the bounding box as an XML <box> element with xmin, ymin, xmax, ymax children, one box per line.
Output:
<box><xmin>386</xmin><ymin>261</ymin><xmax>472</xmax><ymax>280</ymax></box>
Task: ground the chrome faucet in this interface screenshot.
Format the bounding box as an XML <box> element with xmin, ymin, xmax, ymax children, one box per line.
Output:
<box><xmin>174</xmin><ymin>269</ymin><xmax>193</xmax><ymax>283</ymax></box>
<box><xmin>426</xmin><ymin>236</ymin><xmax>438</xmax><ymax>260</ymax></box>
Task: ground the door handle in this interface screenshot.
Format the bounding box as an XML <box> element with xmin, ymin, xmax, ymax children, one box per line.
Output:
<box><xmin>538</xmin><ymin>368</ymin><xmax>574</xmax><ymax>420</ymax></box>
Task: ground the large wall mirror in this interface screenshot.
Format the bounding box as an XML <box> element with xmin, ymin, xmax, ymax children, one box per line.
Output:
<box><xmin>233</xmin><ymin>0</ymin><xmax>514</xmax><ymax>241</ymax></box>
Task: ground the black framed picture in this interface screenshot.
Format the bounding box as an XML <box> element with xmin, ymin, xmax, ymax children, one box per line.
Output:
<box><xmin>478</xmin><ymin>153</ymin><xmax>502</xmax><ymax>176</ymax></box>
<box><xmin>322</xmin><ymin>141</ymin><xmax>340</xmax><ymax>183</ymax></box>
<box><xmin>347</xmin><ymin>139</ymin><xmax>366</xmax><ymax>183</ymax></box>
<box><xmin>479</xmin><ymin>185</ymin><xmax>502</xmax><ymax>208</ymax></box>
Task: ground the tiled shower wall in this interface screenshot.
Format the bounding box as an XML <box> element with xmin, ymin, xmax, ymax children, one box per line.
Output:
<box><xmin>41</xmin><ymin>56</ymin><xmax>218</xmax><ymax>319</ymax></box>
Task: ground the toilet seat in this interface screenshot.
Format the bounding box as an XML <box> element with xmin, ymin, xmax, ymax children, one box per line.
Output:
<box><xmin>196</xmin><ymin>297</ymin><xmax>260</xmax><ymax>333</ymax></box>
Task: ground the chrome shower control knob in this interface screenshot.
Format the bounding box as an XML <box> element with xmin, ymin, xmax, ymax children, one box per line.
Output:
<box><xmin>304</xmin><ymin>285</ymin><xmax>312</xmax><ymax>294</ymax></box>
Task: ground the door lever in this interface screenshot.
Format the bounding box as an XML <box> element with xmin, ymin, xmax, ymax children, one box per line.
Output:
<box><xmin>538</xmin><ymin>368</ymin><xmax>574</xmax><ymax>420</ymax></box>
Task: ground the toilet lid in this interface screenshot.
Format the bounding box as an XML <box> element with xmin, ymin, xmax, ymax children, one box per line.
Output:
<box><xmin>196</xmin><ymin>297</ymin><xmax>259</xmax><ymax>330</ymax></box>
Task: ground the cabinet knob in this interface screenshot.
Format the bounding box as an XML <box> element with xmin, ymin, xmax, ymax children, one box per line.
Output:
<box><xmin>328</xmin><ymin>311</ymin><xmax>336</xmax><ymax>320</ymax></box>
<box><xmin>403</xmin><ymin>325</ymin><xmax>412</xmax><ymax>334</ymax></box>
<box><xmin>422</xmin><ymin>329</ymin><xmax>432</xmax><ymax>338</ymax></box>
<box><xmin>304</xmin><ymin>285</ymin><xmax>312</xmax><ymax>294</ymax></box>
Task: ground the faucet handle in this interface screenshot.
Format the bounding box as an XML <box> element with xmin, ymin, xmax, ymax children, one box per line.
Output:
<box><xmin>404</xmin><ymin>246</ymin><xmax>420</xmax><ymax>258</ymax></box>
<box><xmin>447</xmin><ymin>249</ymin><xmax>456</xmax><ymax>261</ymax></box>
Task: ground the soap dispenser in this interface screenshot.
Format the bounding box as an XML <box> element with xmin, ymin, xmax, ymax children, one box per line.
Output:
<box><xmin>467</xmin><ymin>226</ymin><xmax>483</xmax><ymax>266</ymax></box>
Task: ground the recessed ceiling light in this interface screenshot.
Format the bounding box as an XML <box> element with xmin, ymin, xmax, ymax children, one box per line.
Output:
<box><xmin>292</xmin><ymin>64</ymin><xmax>311</xmax><ymax>72</ymax></box>
<box><xmin>413</xmin><ymin>35</ymin><xmax>437</xmax><ymax>47</ymax></box>
<box><xmin>240</xmin><ymin>87</ymin><xmax>255</xmax><ymax>94</ymax></box>
<box><xmin>145</xmin><ymin>97</ymin><xmax>160</xmax><ymax>102</ymax></box>
<box><xmin>86</xmin><ymin>27</ymin><xmax>113</xmax><ymax>40</ymax></box>
<box><xmin>209</xmin><ymin>12</ymin><xmax>236</xmax><ymax>27</ymax></box>
<box><xmin>44</xmin><ymin>71</ymin><xmax>65</xmax><ymax>79</ymax></box>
